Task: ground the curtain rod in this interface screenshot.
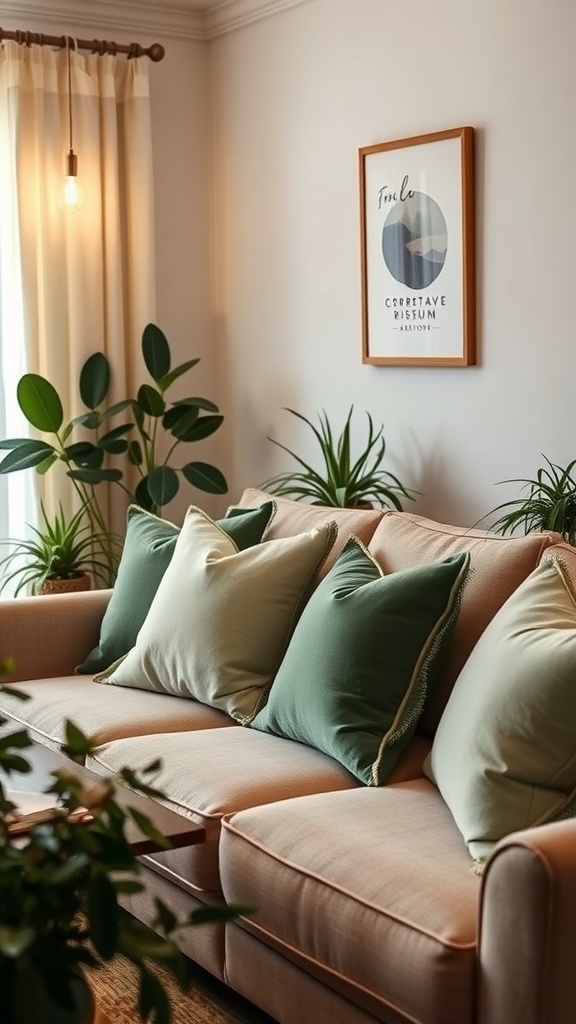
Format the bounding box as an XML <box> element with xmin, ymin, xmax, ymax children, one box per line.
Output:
<box><xmin>0</xmin><ymin>27</ymin><xmax>165</xmax><ymax>62</ymax></box>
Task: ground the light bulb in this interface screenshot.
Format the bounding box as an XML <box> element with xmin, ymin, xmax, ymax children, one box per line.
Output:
<box><xmin>58</xmin><ymin>150</ymin><xmax>85</xmax><ymax>212</ymax></box>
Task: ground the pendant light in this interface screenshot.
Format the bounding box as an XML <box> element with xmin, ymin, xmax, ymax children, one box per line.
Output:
<box><xmin>59</xmin><ymin>37</ymin><xmax>84</xmax><ymax>212</ymax></box>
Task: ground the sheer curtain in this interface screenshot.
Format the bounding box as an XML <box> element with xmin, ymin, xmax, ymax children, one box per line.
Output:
<box><xmin>0</xmin><ymin>40</ymin><xmax>156</xmax><ymax>554</ymax></box>
<box><xmin>0</xmin><ymin>130</ymin><xmax>34</xmax><ymax>547</ymax></box>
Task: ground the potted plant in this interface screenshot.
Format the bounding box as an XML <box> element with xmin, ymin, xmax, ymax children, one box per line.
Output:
<box><xmin>262</xmin><ymin>406</ymin><xmax>415</xmax><ymax>509</ymax></box>
<box><xmin>485</xmin><ymin>456</ymin><xmax>576</xmax><ymax>544</ymax></box>
<box><xmin>0</xmin><ymin>503</ymin><xmax>120</xmax><ymax>596</ymax></box>
<box><xmin>0</xmin><ymin>323</ymin><xmax>228</xmax><ymax>585</ymax></box>
<box><xmin>0</xmin><ymin>693</ymin><xmax>243</xmax><ymax>1024</ymax></box>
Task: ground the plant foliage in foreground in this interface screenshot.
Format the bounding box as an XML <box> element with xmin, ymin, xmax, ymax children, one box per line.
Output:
<box><xmin>0</xmin><ymin>687</ymin><xmax>246</xmax><ymax>1024</ymax></box>
<box><xmin>263</xmin><ymin>406</ymin><xmax>415</xmax><ymax>509</ymax></box>
<box><xmin>485</xmin><ymin>456</ymin><xmax>576</xmax><ymax>545</ymax></box>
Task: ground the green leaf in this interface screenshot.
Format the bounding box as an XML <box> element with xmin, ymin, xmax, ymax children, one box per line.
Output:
<box><xmin>68</xmin><ymin>410</ymin><xmax>102</xmax><ymax>431</ymax></box>
<box><xmin>115</xmin><ymin>880</ymin><xmax>145</xmax><ymax>895</ymax></box>
<box><xmin>147</xmin><ymin>466</ymin><xmax>179</xmax><ymax>507</ymax></box>
<box><xmin>142</xmin><ymin>323</ymin><xmax>171</xmax><ymax>382</ymax></box>
<box><xmin>88</xmin><ymin>874</ymin><xmax>118</xmax><ymax>959</ymax></box>
<box><xmin>128</xmin><ymin>807</ymin><xmax>170</xmax><ymax>850</ymax></box>
<box><xmin>119</xmin><ymin>767</ymin><xmax>165</xmax><ymax>800</ymax></box>
<box><xmin>67</xmin><ymin>467</ymin><xmax>123</xmax><ymax>484</ymax></box>
<box><xmin>0</xmin><ymin>728</ymin><xmax>33</xmax><ymax>752</ymax></box>
<box><xmin>50</xmin><ymin>852</ymin><xmax>90</xmax><ymax>884</ymax></box>
<box><xmin>62</xmin><ymin>720</ymin><xmax>95</xmax><ymax>758</ymax></box>
<box><xmin>190</xmin><ymin>904</ymin><xmax>251</xmax><ymax>925</ymax></box>
<box><xmin>0</xmin><ymin>685</ymin><xmax>30</xmax><ymax>702</ymax></box>
<box><xmin>135</xmin><ymin>477</ymin><xmax>154</xmax><ymax>511</ymax></box>
<box><xmin>173</xmin><ymin>396</ymin><xmax>219</xmax><ymax>413</ymax></box>
<box><xmin>99</xmin><ymin>424</ymin><xmax>133</xmax><ymax>443</ymax></box>
<box><xmin>36</xmin><ymin>452</ymin><xmax>59</xmax><ymax>475</ymax></box>
<box><xmin>176</xmin><ymin>415</ymin><xmax>223</xmax><ymax>443</ymax></box>
<box><xmin>156</xmin><ymin>358</ymin><xmax>201</xmax><ymax>393</ymax></box>
<box><xmin>80</xmin><ymin>353</ymin><xmax>110</xmax><ymax>409</ymax></box>
<box><xmin>100</xmin><ymin>438</ymin><xmax>128</xmax><ymax>455</ymax></box>
<box><xmin>138</xmin><ymin>966</ymin><xmax>171</xmax><ymax>1024</ymax></box>
<box><xmin>154</xmin><ymin>899</ymin><xmax>177</xmax><ymax>935</ymax></box>
<box><xmin>163</xmin><ymin>405</ymin><xmax>199</xmax><ymax>433</ymax></box>
<box><xmin>0</xmin><ymin>442</ymin><xmax>56</xmax><ymax>474</ymax></box>
<box><xmin>137</xmin><ymin>385</ymin><xmax>166</xmax><ymax>417</ymax></box>
<box><xmin>101</xmin><ymin>399</ymin><xmax>135</xmax><ymax>421</ymax></box>
<box><xmin>128</xmin><ymin>440</ymin><xmax>143</xmax><ymax>467</ymax></box>
<box><xmin>0</xmin><ymin>753</ymin><xmax>32</xmax><ymax>773</ymax></box>
<box><xmin>182</xmin><ymin>462</ymin><xmax>228</xmax><ymax>495</ymax></box>
<box><xmin>0</xmin><ymin>437</ymin><xmax>34</xmax><ymax>449</ymax></box>
<box><xmin>17</xmin><ymin>374</ymin><xmax>63</xmax><ymax>432</ymax></box>
<box><xmin>65</xmin><ymin>442</ymin><xmax>103</xmax><ymax>469</ymax></box>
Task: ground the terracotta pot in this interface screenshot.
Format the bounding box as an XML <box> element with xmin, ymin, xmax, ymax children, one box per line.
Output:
<box><xmin>40</xmin><ymin>573</ymin><xmax>92</xmax><ymax>596</ymax></box>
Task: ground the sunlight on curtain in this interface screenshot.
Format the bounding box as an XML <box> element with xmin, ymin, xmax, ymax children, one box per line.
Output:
<box><xmin>0</xmin><ymin>90</ymin><xmax>37</xmax><ymax>593</ymax></box>
<box><xmin>0</xmin><ymin>41</ymin><xmax>156</xmax><ymax>555</ymax></box>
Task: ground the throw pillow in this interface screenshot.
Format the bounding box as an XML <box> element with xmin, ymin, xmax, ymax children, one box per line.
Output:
<box><xmin>78</xmin><ymin>500</ymin><xmax>276</xmax><ymax>674</ymax></box>
<box><xmin>95</xmin><ymin>506</ymin><xmax>337</xmax><ymax>723</ymax></box>
<box><xmin>250</xmin><ymin>539</ymin><xmax>470</xmax><ymax>785</ymax></box>
<box><xmin>425</xmin><ymin>557</ymin><xmax>576</xmax><ymax>862</ymax></box>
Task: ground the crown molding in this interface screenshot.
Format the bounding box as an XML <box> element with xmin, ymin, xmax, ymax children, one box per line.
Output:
<box><xmin>0</xmin><ymin>0</ymin><xmax>205</xmax><ymax>41</ymax></box>
<box><xmin>203</xmin><ymin>0</ymin><xmax>312</xmax><ymax>40</ymax></box>
<box><xmin>0</xmin><ymin>0</ymin><xmax>312</xmax><ymax>41</ymax></box>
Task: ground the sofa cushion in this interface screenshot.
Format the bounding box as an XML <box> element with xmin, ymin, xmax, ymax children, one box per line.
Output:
<box><xmin>368</xmin><ymin>511</ymin><xmax>559</xmax><ymax>736</ymax></box>
<box><xmin>425</xmin><ymin>557</ymin><xmax>576</xmax><ymax>862</ymax></box>
<box><xmin>251</xmin><ymin>540</ymin><xmax>469</xmax><ymax>785</ymax></box>
<box><xmin>235</xmin><ymin>487</ymin><xmax>384</xmax><ymax>579</ymax></box>
<box><xmin>0</xmin><ymin>677</ymin><xmax>235</xmax><ymax>752</ymax></box>
<box><xmin>96</xmin><ymin>507</ymin><xmax>336</xmax><ymax>724</ymax></box>
<box><xmin>220</xmin><ymin>780</ymin><xmax>479</xmax><ymax>1024</ymax></box>
<box><xmin>79</xmin><ymin>501</ymin><xmax>276</xmax><ymax>675</ymax></box>
<box><xmin>87</xmin><ymin>727</ymin><xmax>358</xmax><ymax>895</ymax></box>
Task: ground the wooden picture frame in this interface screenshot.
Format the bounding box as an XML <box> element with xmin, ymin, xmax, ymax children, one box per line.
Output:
<box><xmin>359</xmin><ymin>126</ymin><xmax>475</xmax><ymax>366</ymax></box>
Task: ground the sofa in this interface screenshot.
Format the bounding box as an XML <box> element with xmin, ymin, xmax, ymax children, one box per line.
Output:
<box><xmin>2</xmin><ymin>487</ymin><xmax>576</xmax><ymax>1024</ymax></box>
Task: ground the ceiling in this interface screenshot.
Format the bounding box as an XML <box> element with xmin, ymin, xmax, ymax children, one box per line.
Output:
<box><xmin>0</xmin><ymin>0</ymin><xmax>311</xmax><ymax>41</ymax></box>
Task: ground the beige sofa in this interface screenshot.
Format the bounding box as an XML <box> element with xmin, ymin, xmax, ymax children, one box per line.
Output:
<box><xmin>2</xmin><ymin>488</ymin><xmax>576</xmax><ymax>1024</ymax></box>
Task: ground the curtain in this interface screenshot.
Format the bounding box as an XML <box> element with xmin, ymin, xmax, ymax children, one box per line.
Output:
<box><xmin>0</xmin><ymin>40</ymin><xmax>156</xmax><ymax>542</ymax></box>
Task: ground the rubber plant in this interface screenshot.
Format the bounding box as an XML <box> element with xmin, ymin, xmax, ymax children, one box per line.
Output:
<box><xmin>0</xmin><ymin>323</ymin><xmax>227</xmax><ymax>583</ymax></box>
<box><xmin>485</xmin><ymin>456</ymin><xmax>576</xmax><ymax>544</ymax></box>
<box><xmin>0</xmin><ymin>689</ymin><xmax>246</xmax><ymax>1024</ymax></box>
<box><xmin>263</xmin><ymin>406</ymin><xmax>415</xmax><ymax>509</ymax></box>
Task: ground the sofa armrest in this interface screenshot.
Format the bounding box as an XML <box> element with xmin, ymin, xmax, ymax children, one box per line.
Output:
<box><xmin>0</xmin><ymin>590</ymin><xmax>112</xmax><ymax>682</ymax></box>
<box><xmin>478</xmin><ymin>818</ymin><xmax>576</xmax><ymax>1024</ymax></box>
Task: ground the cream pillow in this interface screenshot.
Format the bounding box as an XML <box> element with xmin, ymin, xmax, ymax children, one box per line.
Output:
<box><xmin>96</xmin><ymin>506</ymin><xmax>336</xmax><ymax>723</ymax></box>
<box><xmin>425</xmin><ymin>557</ymin><xmax>576</xmax><ymax>861</ymax></box>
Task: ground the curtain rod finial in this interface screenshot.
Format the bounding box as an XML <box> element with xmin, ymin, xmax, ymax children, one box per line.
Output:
<box><xmin>148</xmin><ymin>43</ymin><xmax>165</xmax><ymax>62</ymax></box>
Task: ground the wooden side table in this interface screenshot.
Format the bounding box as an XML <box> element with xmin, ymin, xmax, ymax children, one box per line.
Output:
<box><xmin>13</xmin><ymin>740</ymin><xmax>206</xmax><ymax>853</ymax></box>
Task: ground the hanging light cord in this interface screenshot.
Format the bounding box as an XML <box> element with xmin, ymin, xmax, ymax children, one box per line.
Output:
<box><xmin>66</xmin><ymin>37</ymin><xmax>73</xmax><ymax>154</ymax></box>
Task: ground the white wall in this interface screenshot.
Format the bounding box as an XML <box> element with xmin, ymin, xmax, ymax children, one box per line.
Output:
<box><xmin>209</xmin><ymin>0</ymin><xmax>576</xmax><ymax>526</ymax></box>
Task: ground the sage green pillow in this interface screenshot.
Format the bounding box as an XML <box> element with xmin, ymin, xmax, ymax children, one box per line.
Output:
<box><xmin>425</xmin><ymin>557</ymin><xmax>576</xmax><ymax>862</ymax></box>
<box><xmin>78</xmin><ymin>500</ymin><xmax>276</xmax><ymax>674</ymax></box>
<box><xmin>250</xmin><ymin>539</ymin><xmax>470</xmax><ymax>785</ymax></box>
<box><xmin>95</xmin><ymin>506</ymin><xmax>336</xmax><ymax>723</ymax></box>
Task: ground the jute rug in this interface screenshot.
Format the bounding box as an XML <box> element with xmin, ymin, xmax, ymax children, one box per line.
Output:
<box><xmin>86</xmin><ymin>955</ymin><xmax>276</xmax><ymax>1024</ymax></box>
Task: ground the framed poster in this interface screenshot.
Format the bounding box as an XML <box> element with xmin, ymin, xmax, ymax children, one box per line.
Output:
<box><xmin>359</xmin><ymin>126</ymin><xmax>475</xmax><ymax>366</ymax></box>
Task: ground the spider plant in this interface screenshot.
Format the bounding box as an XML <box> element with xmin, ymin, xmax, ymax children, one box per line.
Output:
<box><xmin>262</xmin><ymin>407</ymin><xmax>415</xmax><ymax>509</ymax></box>
<box><xmin>485</xmin><ymin>456</ymin><xmax>576</xmax><ymax>544</ymax></box>
<box><xmin>0</xmin><ymin>502</ymin><xmax>121</xmax><ymax>596</ymax></box>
